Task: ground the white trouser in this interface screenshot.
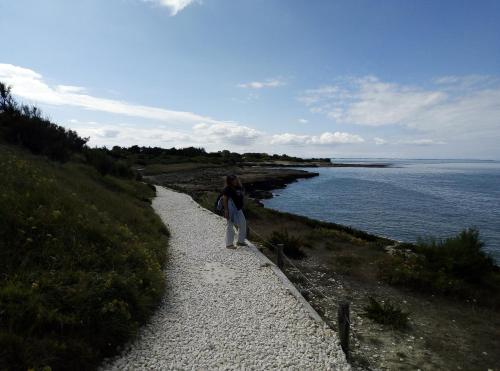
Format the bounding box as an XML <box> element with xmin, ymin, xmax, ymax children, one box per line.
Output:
<box><xmin>226</xmin><ymin>201</ymin><xmax>246</xmax><ymax>246</ymax></box>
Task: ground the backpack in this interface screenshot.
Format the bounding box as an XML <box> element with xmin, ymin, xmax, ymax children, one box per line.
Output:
<box><xmin>214</xmin><ymin>193</ymin><xmax>224</xmax><ymax>215</ymax></box>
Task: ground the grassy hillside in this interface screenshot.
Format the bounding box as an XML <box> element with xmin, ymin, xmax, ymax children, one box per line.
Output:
<box><xmin>0</xmin><ymin>83</ymin><xmax>169</xmax><ymax>370</ymax></box>
<box><xmin>0</xmin><ymin>145</ymin><xmax>169</xmax><ymax>370</ymax></box>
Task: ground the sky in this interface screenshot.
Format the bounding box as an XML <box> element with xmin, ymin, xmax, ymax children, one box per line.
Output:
<box><xmin>1</xmin><ymin>0</ymin><xmax>499</xmax><ymax>159</ymax></box>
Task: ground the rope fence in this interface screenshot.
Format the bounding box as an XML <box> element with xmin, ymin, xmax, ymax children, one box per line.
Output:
<box><xmin>246</xmin><ymin>225</ymin><xmax>354</xmax><ymax>358</ymax></box>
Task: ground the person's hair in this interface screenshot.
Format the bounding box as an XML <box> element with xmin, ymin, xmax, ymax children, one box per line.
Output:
<box><xmin>225</xmin><ymin>174</ymin><xmax>241</xmax><ymax>188</ymax></box>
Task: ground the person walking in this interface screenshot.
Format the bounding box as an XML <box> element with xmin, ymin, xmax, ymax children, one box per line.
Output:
<box><xmin>222</xmin><ymin>174</ymin><xmax>247</xmax><ymax>249</ymax></box>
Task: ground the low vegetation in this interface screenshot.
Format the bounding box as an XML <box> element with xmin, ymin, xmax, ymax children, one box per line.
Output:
<box><xmin>363</xmin><ymin>297</ymin><xmax>409</xmax><ymax>330</ymax></box>
<box><xmin>379</xmin><ymin>228</ymin><xmax>500</xmax><ymax>306</ymax></box>
<box><xmin>266</xmin><ymin>229</ymin><xmax>308</xmax><ymax>259</ymax></box>
<box><xmin>265</xmin><ymin>209</ymin><xmax>388</xmax><ymax>244</ymax></box>
<box><xmin>0</xmin><ymin>82</ymin><xmax>169</xmax><ymax>370</ymax></box>
<box><xmin>312</xmin><ymin>227</ymin><xmax>368</xmax><ymax>246</ymax></box>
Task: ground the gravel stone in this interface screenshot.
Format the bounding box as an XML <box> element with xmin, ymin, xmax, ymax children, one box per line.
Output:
<box><xmin>101</xmin><ymin>187</ymin><xmax>350</xmax><ymax>370</ymax></box>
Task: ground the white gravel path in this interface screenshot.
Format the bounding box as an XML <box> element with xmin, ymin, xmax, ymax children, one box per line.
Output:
<box><xmin>102</xmin><ymin>187</ymin><xmax>349</xmax><ymax>370</ymax></box>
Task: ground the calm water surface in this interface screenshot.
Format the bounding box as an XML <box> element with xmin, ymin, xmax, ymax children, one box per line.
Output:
<box><xmin>263</xmin><ymin>159</ymin><xmax>500</xmax><ymax>262</ymax></box>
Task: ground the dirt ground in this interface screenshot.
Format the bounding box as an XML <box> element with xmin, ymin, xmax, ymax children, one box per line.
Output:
<box><xmin>277</xmin><ymin>246</ymin><xmax>500</xmax><ymax>371</ymax></box>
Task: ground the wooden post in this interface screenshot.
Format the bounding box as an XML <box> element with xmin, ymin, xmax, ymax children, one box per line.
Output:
<box><xmin>337</xmin><ymin>301</ymin><xmax>350</xmax><ymax>359</ymax></box>
<box><xmin>276</xmin><ymin>243</ymin><xmax>284</xmax><ymax>269</ymax></box>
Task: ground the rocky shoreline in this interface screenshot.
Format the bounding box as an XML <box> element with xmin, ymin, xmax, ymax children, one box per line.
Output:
<box><xmin>147</xmin><ymin>164</ymin><xmax>319</xmax><ymax>200</ymax></box>
<box><xmin>145</xmin><ymin>161</ymin><xmax>391</xmax><ymax>203</ymax></box>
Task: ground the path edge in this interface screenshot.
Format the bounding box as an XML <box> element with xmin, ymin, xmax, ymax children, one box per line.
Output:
<box><xmin>244</xmin><ymin>240</ymin><xmax>325</xmax><ymax>324</ymax></box>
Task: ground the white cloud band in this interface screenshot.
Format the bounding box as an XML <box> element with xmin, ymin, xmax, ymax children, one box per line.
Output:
<box><xmin>271</xmin><ymin>132</ymin><xmax>364</xmax><ymax>146</ymax></box>
<box><xmin>238</xmin><ymin>78</ymin><xmax>285</xmax><ymax>89</ymax></box>
<box><xmin>142</xmin><ymin>0</ymin><xmax>197</xmax><ymax>15</ymax></box>
<box><xmin>0</xmin><ymin>63</ymin><xmax>227</xmax><ymax>126</ymax></box>
<box><xmin>299</xmin><ymin>75</ymin><xmax>500</xmax><ymax>138</ymax></box>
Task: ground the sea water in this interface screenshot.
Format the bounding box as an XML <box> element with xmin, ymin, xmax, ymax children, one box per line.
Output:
<box><xmin>262</xmin><ymin>159</ymin><xmax>500</xmax><ymax>262</ymax></box>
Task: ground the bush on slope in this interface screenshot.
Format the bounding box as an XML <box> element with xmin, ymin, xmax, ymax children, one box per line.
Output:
<box><xmin>0</xmin><ymin>81</ymin><xmax>169</xmax><ymax>370</ymax></box>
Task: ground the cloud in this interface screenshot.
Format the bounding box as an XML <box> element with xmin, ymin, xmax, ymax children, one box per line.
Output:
<box><xmin>237</xmin><ymin>78</ymin><xmax>285</xmax><ymax>89</ymax></box>
<box><xmin>373</xmin><ymin>137</ymin><xmax>445</xmax><ymax>146</ymax></box>
<box><xmin>101</xmin><ymin>129</ymin><xmax>120</xmax><ymax>138</ymax></box>
<box><xmin>0</xmin><ymin>63</ymin><xmax>233</xmax><ymax>127</ymax></box>
<box><xmin>399</xmin><ymin>138</ymin><xmax>446</xmax><ymax>146</ymax></box>
<box><xmin>1</xmin><ymin>63</ymin><xmax>274</xmax><ymax>149</ymax></box>
<box><xmin>68</xmin><ymin>119</ymin><xmax>269</xmax><ymax>149</ymax></box>
<box><xmin>142</xmin><ymin>0</ymin><xmax>198</xmax><ymax>15</ymax></box>
<box><xmin>271</xmin><ymin>131</ymin><xmax>364</xmax><ymax>146</ymax></box>
<box><xmin>270</xmin><ymin>133</ymin><xmax>310</xmax><ymax>145</ymax></box>
<box><xmin>374</xmin><ymin>137</ymin><xmax>387</xmax><ymax>145</ymax></box>
<box><xmin>69</xmin><ymin>120</ymin><xmax>195</xmax><ymax>147</ymax></box>
<box><xmin>4</xmin><ymin>63</ymin><xmax>479</xmax><ymax>155</ymax></box>
<box><xmin>192</xmin><ymin>122</ymin><xmax>263</xmax><ymax>145</ymax></box>
<box><xmin>73</xmin><ymin>119</ymin><xmax>361</xmax><ymax>149</ymax></box>
<box><xmin>56</xmin><ymin>85</ymin><xmax>87</xmax><ymax>94</ymax></box>
<box><xmin>231</xmin><ymin>91</ymin><xmax>260</xmax><ymax>104</ymax></box>
<box><xmin>432</xmin><ymin>75</ymin><xmax>498</xmax><ymax>90</ymax></box>
<box><xmin>406</xmin><ymin>88</ymin><xmax>500</xmax><ymax>136</ymax></box>
<box><xmin>297</xmin><ymin>85</ymin><xmax>345</xmax><ymax>106</ymax></box>
<box><xmin>77</xmin><ymin>119</ymin><xmax>366</xmax><ymax>151</ymax></box>
<box><xmin>2</xmin><ymin>63</ymin><xmax>356</xmax><ymax>151</ymax></box>
<box><xmin>312</xmin><ymin>132</ymin><xmax>364</xmax><ymax>145</ymax></box>
<box><xmin>299</xmin><ymin>76</ymin><xmax>446</xmax><ymax>126</ymax></box>
<box><xmin>299</xmin><ymin>75</ymin><xmax>500</xmax><ymax>138</ymax></box>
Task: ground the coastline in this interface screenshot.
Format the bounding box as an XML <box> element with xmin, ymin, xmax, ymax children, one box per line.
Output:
<box><xmin>240</xmin><ymin>161</ymin><xmax>390</xmax><ymax>168</ymax></box>
<box><xmin>147</xmin><ymin>164</ymin><xmax>397</xmax><ymax>249</ymax></box>
<box><xmin>147</xmin><ymin>163</ymin><xmax>320</xmax><ymax>201</ymax></box>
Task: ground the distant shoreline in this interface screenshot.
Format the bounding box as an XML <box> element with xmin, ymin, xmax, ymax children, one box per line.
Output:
<box><xmin>240</xmin><ymin>161</ymin><xmax>391</xmax><ymax>168</ymax></box>
<box><xmin>329</xmin><ymin>162</ymin><xmax>390</xmax><ymax>168</ymax></box>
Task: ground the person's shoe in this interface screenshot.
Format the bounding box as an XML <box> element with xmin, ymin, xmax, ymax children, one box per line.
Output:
<box><xmin>236</xmin><ymin>242</ymin><xmax>247</xmax><ymax>246</ymax></box>
<box><xmin>226</xmin><ymin>245</ymin><xmax>236</xmax><ymax>249</ymax></box>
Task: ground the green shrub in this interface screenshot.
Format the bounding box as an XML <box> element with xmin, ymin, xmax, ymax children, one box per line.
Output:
<box><xmin>364</xmin><ymin>297</ymin><xmax>409</xmax><ymax>329</ymax></box>
<box><xmin>415</xmin><ymin>229</ymin><xmax>495</xmax><ymax>284</ymax></box>
<box><xmin>378</xmin><ymin>229</ymin><xmax>499</xmax><ymax>305</ymax></box>
<box><xmin>0</xmin><ymin>146</ymin><xmax>168</xmax><ymax>371</ymax></box>
<box><xmin>0</xmin><ymin>83</ymin><xmax>87</xmax><ymax>162</ymax></box>
<box><xmin>84</xmin><ymin>148</ymin><xmax>134</xmax><ymax>178</ymax></box>
<box><xmin>267</xmin><ymin>229</ymin><xmax>307</xmax><ymax>259</ymax></box>
<box><xmin>314</xmin><ymin>227</ymin><xmax>367</xmax><ymax>246</ymax></box>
